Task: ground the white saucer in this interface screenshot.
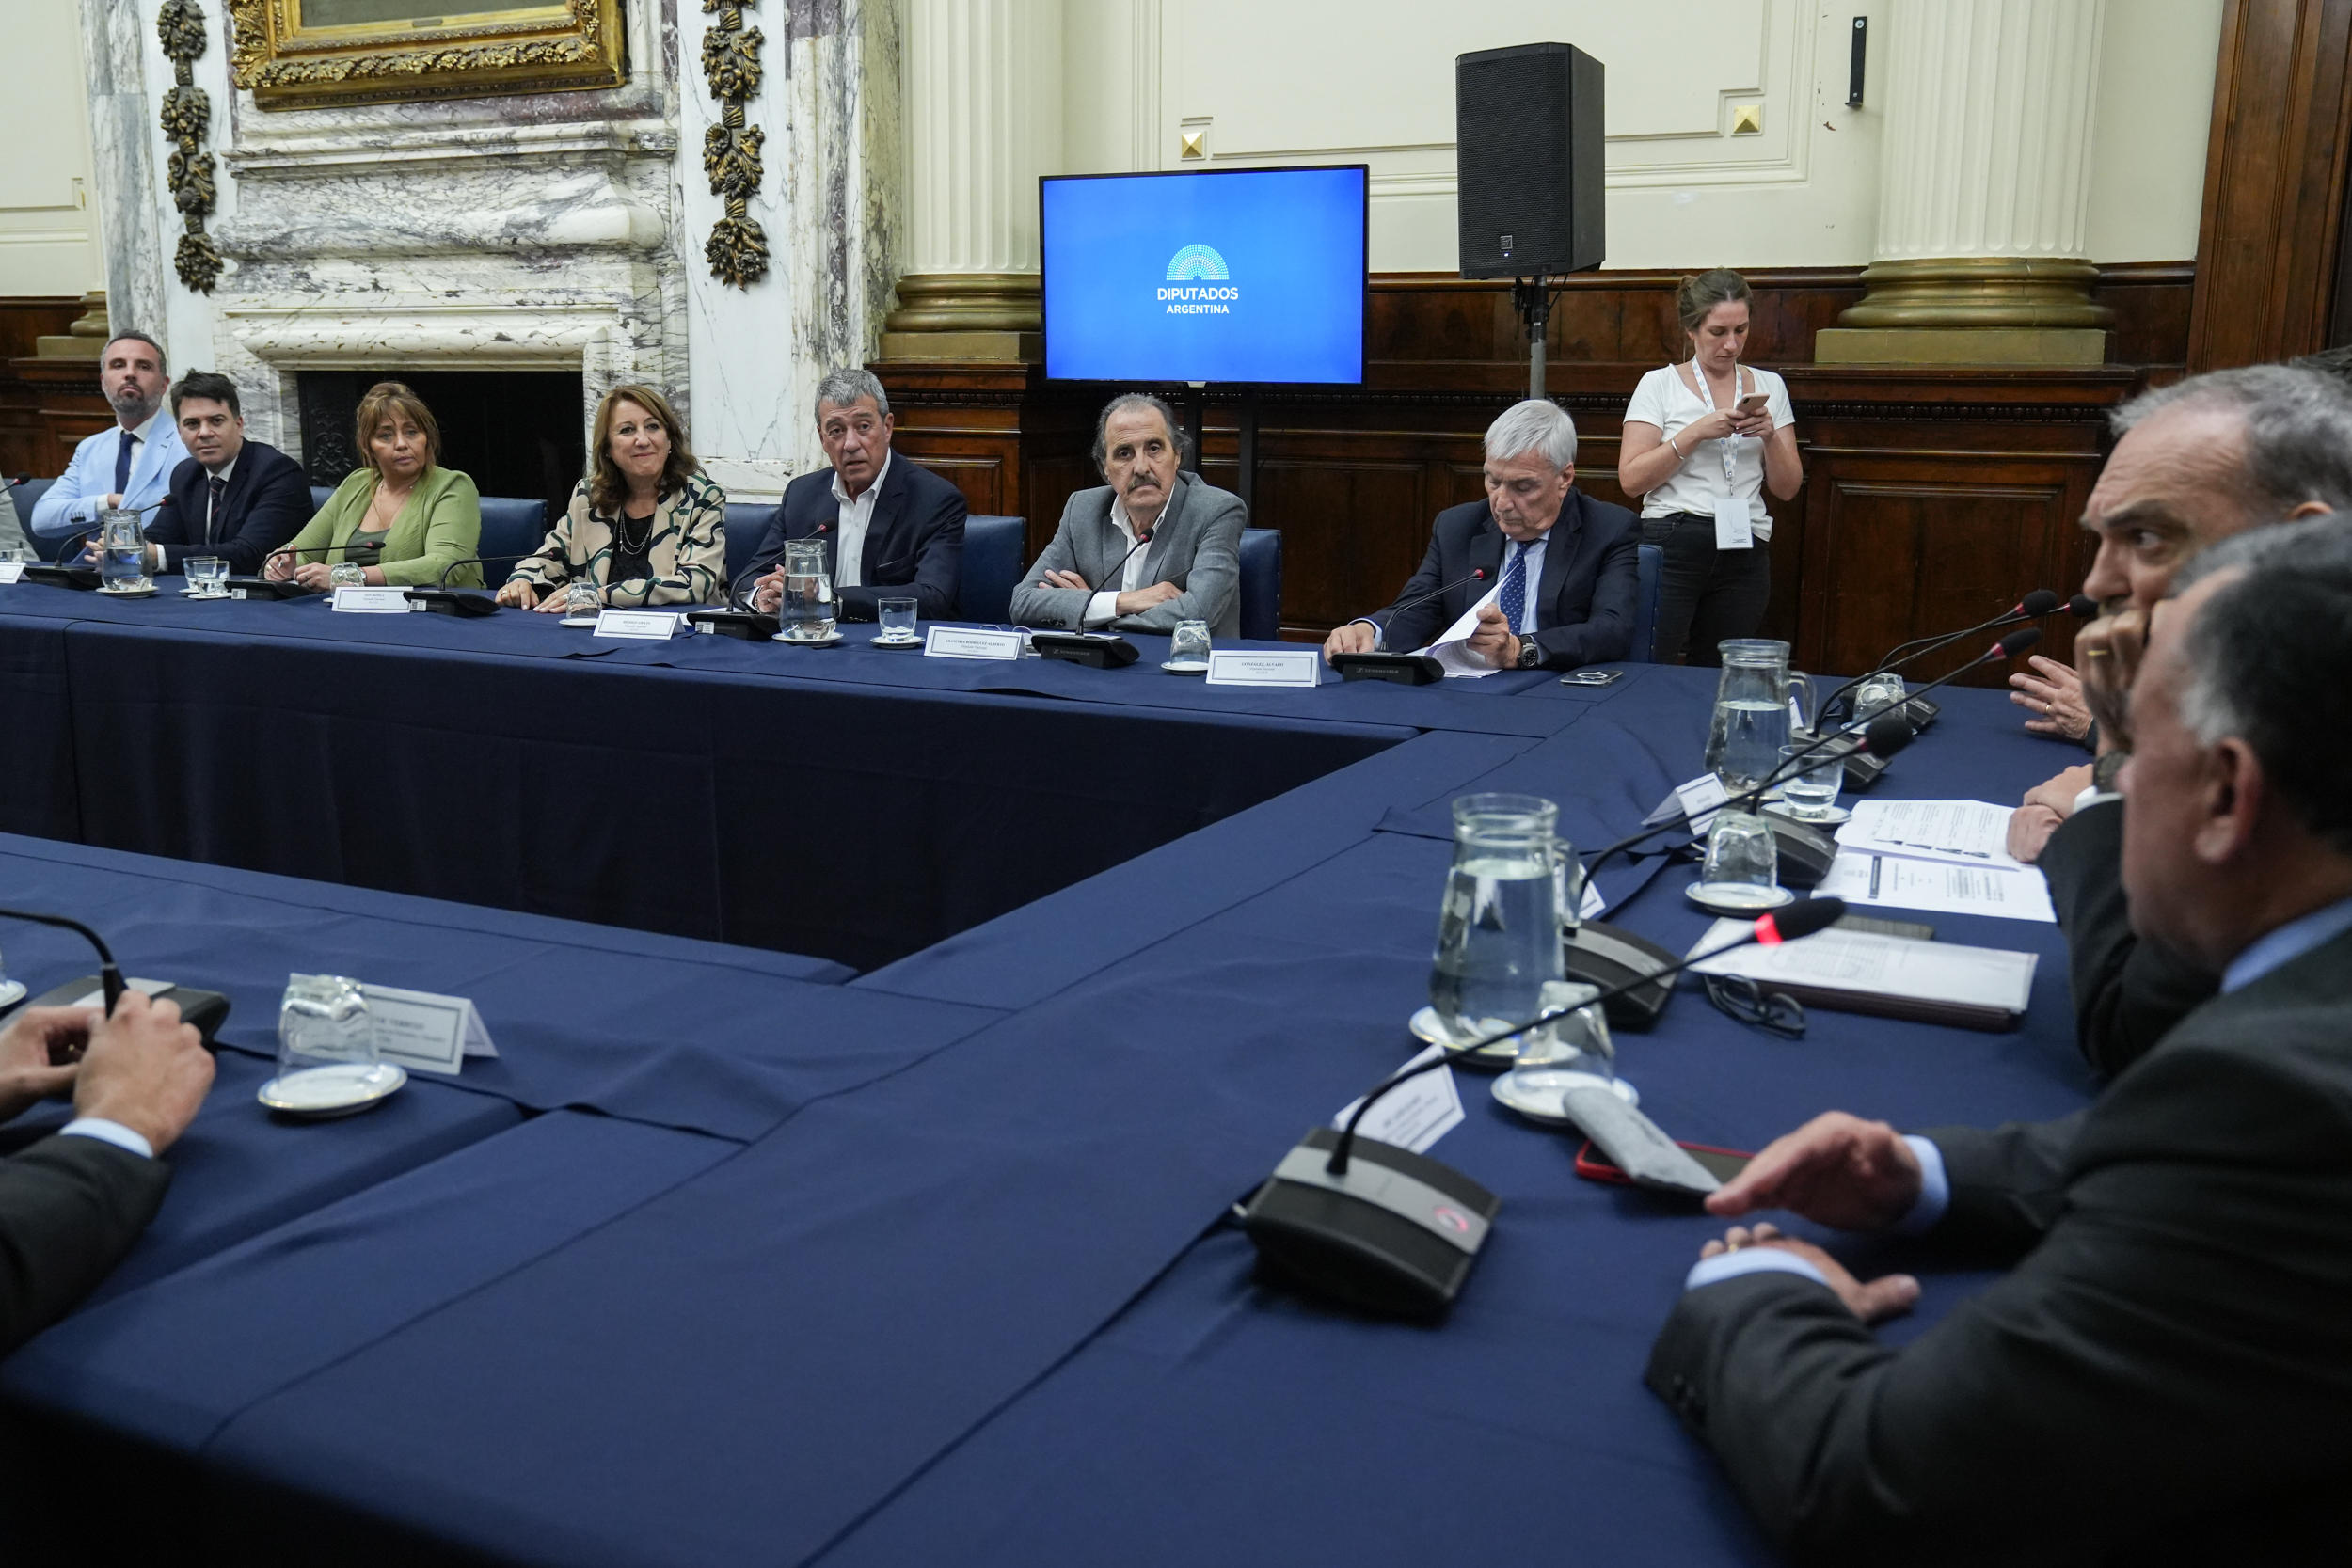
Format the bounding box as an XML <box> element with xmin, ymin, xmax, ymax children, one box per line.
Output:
<box><xmin>1407</xmin><ymin>1005</ymin><xmax>1530</xmax><ymax>1068</ymax></box>
<box><xmin>0</xmin><ymin>978</ymin><xmax>24</xmax><ymax>1008</ymax></box>
<box><xmin>561</xmin><ymin>614</ymin><xmax>602</xmax><ymax>627</ymax></box>
<box><xmin>1684</xmin><ymin>882</ymin><xmax>1795</xmax><ymax>914</ymax></box>
<box><xmin>870</xmin><ymin>633</ymin><xmax>923</xmax><ymax>650</ymax></box>
<box><xmin>258</xmin><ymin>1061</ymin><xmax>407</xmax><ymax>1118</ymax></box>
<box><xmin>1491</xmin><ymin>1067</ymin><xmax>1638</xmax><ymax>1125</ymax></box>
<box><xmin>1767</xmin><ymin>803</ymin><xmax>1851</xmax><ymax>827</ymax></box>
<box><xmin>773</xmin><ymin>628</ymin><xmax>844</xmax><ymax>647</ymax></box>
<box><xmin>1160</xmin><ymin>659</ymin><xmax>1210</xmax><ymax>675</ymax></box>
<box><xmin>180</xmin><ymin>587</ymin><xmax>230</xmax><ymax>599</ymax></box>
<box><xmin>97</xmin><ymin>584</ymin><xmax>158</xmax><ymax>598</ymax></box>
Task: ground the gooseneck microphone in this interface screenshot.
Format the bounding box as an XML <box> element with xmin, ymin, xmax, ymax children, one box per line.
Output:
<box><xmin>0</xmin><ymin>907</ymin><xmax>124</xmax><ymax>1016</ymax></box>
<box><xmin>1821</xmin><ymin>590</ymin><xmax>2069</xmax><ymax>721</ymax></box>
<box><xmin>1327</xmin><ymin>896</ymin><xmax>1851</xmax><ymax>1177</ymax></box>
<box><xmin>1088</xmin><ymin>522</ymin><xmax>1157</xmax><ymax>594</ymax></box>
<box><xmin>1371</xmin><ymin>568</ymin><xmax>1489</xmax><ymax>644</ymax></box>
<box><xmin>1329</xmin><ymin>570</ymin><xmax>1490</xmax><ymax>686</ymax></box>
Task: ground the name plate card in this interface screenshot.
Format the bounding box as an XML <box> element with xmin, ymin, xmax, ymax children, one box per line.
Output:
<box><xmin>593</xmin><ymin>610</ymin><xmax>680</xmax><ymax>640</ymax></box>
<box><xmin>1204</xmin><ymin>649</ymin><xmax>1321</xmax><ymax>689</ymax></box>
<box><xmin>1673</xmin><ymin>773</ymin><xmax>1731</xmax><ymax>835</ymax></box>
<box><xmin>361</xmin><ymin>982</ymin><xmax>499</xmax><ymax>1075</ymax></box>
<box><xmin>0</xmin><ymin>562</ymin><xmax>24</xmax><ymax>585</ymax></box>
<box><xmin>924</xmin><ymin>626</ymin><xmax>1025</xmax><ymax>660</ymax></box>
<box><xmin>330</xmin><ymin>585</ymin><xmax>417</xmax><ymax>613</ymax></box>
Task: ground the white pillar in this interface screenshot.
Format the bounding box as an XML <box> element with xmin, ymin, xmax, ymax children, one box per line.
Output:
<box><xmin>882</xmin><ymin>0</ymin><xmax>1063</xmax><ymax>360</ymax></box>
<box><xmin>1819</xmin><ymin>0</ymin><xmax>2112</xmax><ymax>363</ymax></box>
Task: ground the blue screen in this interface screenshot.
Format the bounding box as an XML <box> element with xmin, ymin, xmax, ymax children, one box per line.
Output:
<box><xmin>1041</xmin><ymin>166</ymin><xmax>1366</xmax><ymax>384</ymax></box>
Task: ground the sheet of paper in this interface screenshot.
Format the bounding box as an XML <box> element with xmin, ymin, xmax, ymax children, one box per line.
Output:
<box><xmin>1819</xmin><ymin>849</ymin><xmax>2057</xmax><ymax>923</ymax></box>
<box><xmin>1418</xmin><ymin>578</ymin><xmax>1507</xmax><ymax>679</ymax></box>
<box><xmin>1687</xmin><ymin>918</ymin><xmax>2037</xmax><ymax>1012</ymax></box>
<box><xmin>1203</xmin><ymin>649</ymin><xmax>1320</xmax><ymax>688</ymax></box>
<box><xmin>1332</xmin><ymin>1043</ymin><xmax>1463</xmax><ymax>1155</ymax></box>
<box><xmin>362</xmin><ymin>983</ymin><xmax>498</xmax><ymax>1075</ymax></box>
<box><xmin>1836</xmin><ymin>800</ymin><xmax>2023</xmax><ymax>868</ymax></box>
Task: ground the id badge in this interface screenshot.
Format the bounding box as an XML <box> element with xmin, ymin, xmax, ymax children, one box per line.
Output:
<box><xmin>1712</xmin><ymin>495</ymin><xmax>1755</xmax><ymax>550</ymax></box>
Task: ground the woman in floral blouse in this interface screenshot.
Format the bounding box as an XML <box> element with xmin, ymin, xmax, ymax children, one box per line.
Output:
<box><xmin>498</xmin><ymin>384</ymin><xmax>727</xmax><ymax>610</ymax></box>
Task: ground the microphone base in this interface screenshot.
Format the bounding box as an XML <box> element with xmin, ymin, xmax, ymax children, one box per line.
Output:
<box><xmin>405</xmin><ymin>589</ymin><xmax>500</xmax><ymax>617</ymax></box>
<box><xmin>1031</xmin><ymin>632</ymin><xmax>1140</xmax><ymax>668</ymax></box>
<box><xmin>1563</xmin><ymin>921</ymin><xmax>1679</xmax><ymax>1030</ymax></box>
<box><xmin>684</xmin><ymin>609</ymin><xmax>779</xmax><ymax>641</ymax></box>
<box><xmin>9</xmin><ymin>974</ymin><xmax>231</xmax><ymax>1050</ymax></box>
<box><xmin>21</xmin><ymin>563</ymin><xmax>100</xmax><ymax>591</ymax></box>
<box><xmin>224</xmin><ymin>577</ymin><xmax>310</xmax><ymax>601</ymax></box>
<box><xmin>1842</xmin><ymin>750</ymin><xmax>1891</xmax><ymax>791</ymax></box>
<box><xmin>1757</xmin><ymin>810</ymin><xmax>1837</xmax><ymax>886</ymax></box>
<box><xmin>1334</xmin><ymin>653</ymin><xmax>1443</xmax><ymax>685</ymax></box>
<box><xmin>1903</xmin><ymin>695</ymin><xmax>1939</xmax><ymax>729</ymax></box>
<box><xmin>1238</xmin><ymin>1126</ymin><xmax>1500</xmax><ymax>1321</ymax></box>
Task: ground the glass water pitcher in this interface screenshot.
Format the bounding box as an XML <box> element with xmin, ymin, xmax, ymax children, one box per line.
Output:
<box><xmin>779</xmin><ymin>537</ymin><xmax>835</xmax><ymax>641</ymax></box>
<box><xmin>1703</xmin><ymin>639</ymin><xmax>1815</xmax><ymax>794</ymax></box>
<box><xmin>97</xmin><ymin>510</ymin><xmax>150</xmax><ymax>593</ymax></box>
<box><xmin>1429</xmin><ymin>793</ymin><xmax>1567</xmax><ymax>1041</ymax></box>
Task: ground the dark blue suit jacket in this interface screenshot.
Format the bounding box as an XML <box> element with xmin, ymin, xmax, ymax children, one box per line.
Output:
<box><xmin>143</xmin><ymin>439</ymin><xmax>313</xmax><ymax>577</ymax></box>
<box><xmin>740</xmin><ymin>453</ymin><xmax>967</xmax><ymax>621</ymax></box>
<box><xmin>1374</xmin><ymin>488</ymin><xmax>1639</xmax><ymax>669</ymax></box>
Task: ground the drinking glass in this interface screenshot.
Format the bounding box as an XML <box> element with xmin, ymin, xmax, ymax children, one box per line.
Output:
<box><xmin>1852</xmin><ymin>670</ymin><xmax>1908</xmax><ymax>721</ymax></box>
<box><xmin>1502</xmin><ymin>979</ymin><xmax>1616</xmax><ymax>1098</ymax></box>
<box><xmin>329</xmin><ymin>562</ymin><xmax>366</xmax><ymax>589</ymax></box>
<box><xmin>97</xmin><ymin>511</ymin><xmax>150</xmax><ymax>592</ymax></box>
<box><xmin>1776</xmin><ymin>739</ymin><xmax>1845</xmax><ymax>820</ymax></box>
<box><xmin>1428</xmin><ymin>793</ymin><xmax>1566</xmax><ymax>1042</ymax></box>
<box><xmin>878</xmin><ymin>595</ymin><xmax>919</xmax><ymax>642</ymax></box>
<box><xmin>186</xmin><ymin>555</ymin><xmax>227</xmax><ymax>595</ymax></box>
<box><xmin>1697</xmin><ymin>811</ymin><xmax>1783</xmax><ymax>910</ymax></box>
<box><xmin>0</xmin><ymin>545</ymin><xmax>28</xmax><ymax>565</ymax></box>
<box><xmin>1703</xmin><ymin>640</ymin><xmax>1813</xmax><ymax>793</ymax></box>
<box><xmin>566</xmin><ymin>578</ymin><xmax>603</xmax><ymax>618</ymax></box>
<box><xmin>779</xmin><ymin>538</ymin><xmax>836</xmax><ymax>641</ymax></box>
<box><xmin>0</xmin><ymin>940</ymin><xmax>20</xmax><ymax>1007</ymax></box>
<box><xmin>1168</xmin><ymin>619</ymin><xmax>1212</xmax><ymax>669</ymax></box>
<box><xmin>271</xmin><ymin>973</ymin><xmax>399</xmax><ymax>1109</ymax></box>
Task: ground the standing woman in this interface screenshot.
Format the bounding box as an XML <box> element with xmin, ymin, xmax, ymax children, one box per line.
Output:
<box><xmin>269</xmin><ymin>381</ymin><xmax>483</xmax><ymax>590</ymax></box>
<box><xmin>498</xmin><ymin>384</ymin><xmax>726</xmax><ymax>611</ymax></box>
<box><xmin>1617</xmin><ymin>269</ymin><xmax>1804</xmax><ymax>664</ymax></box>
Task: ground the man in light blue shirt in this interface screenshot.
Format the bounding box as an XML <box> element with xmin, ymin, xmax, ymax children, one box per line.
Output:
<box><xmin>1645</xmin><ymin>517</ymin><xmax>2352</xmax><ymax>1562</ymax></box>
<box><xmin>29</xmin><ymin>330</ymin><xmax>186</xmax><ymax>544</ymax></box>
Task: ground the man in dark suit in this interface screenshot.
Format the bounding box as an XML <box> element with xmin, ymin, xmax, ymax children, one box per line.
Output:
<box><xmin>0</xmin><ymin>990</ymin><xmax>215</xmax><ymax>1353</ymax></box>
<box><xmin>138</xmin><ymin>369</ymin><xmax>312</xmax><ymax>578</ymax></box>
<box><xmin>1645</xmin><ymin>518</ymin><xmax>2352</xmax><ymax>1564</ymax></box>
<box><xmin>1322</xmin><ymin>399</ymin><xmax>1638</xmax><ymax>672</ymax></box>
<box><xmin>743</xmin><ymin>368</ymin><xmax>966</xmax><ymax>622</ymax></box>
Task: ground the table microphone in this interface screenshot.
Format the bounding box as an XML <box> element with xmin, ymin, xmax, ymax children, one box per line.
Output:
<box><xmin>1235</xmin><ymin>897</ymin><xmax>1848</xmax><ymax>1320</ymax></box>
<box><xmin>1821</xmin><ymin>589</ymin><xmax>2064</xmax><ymax>722</ymax></box>
<box><xmin>24</xmin><ymin>499</ymin><xmax>176</xmax><ymax>589</ymax></box>
<box><xmin>1089</xmin><ymin>522</ymin><xmax>1156</xmax><ymax>593</ymax></box>
<box><xmin>229</xmin><ymin>540</ymin><xmax>389</xmax><ymax>600</ymax></box>
<box><xmin>0</xmin><ymin>906</ymin><xmax>230</xmax><ymax>1047</ymax></box>
<box><xmin>1331</xmin><ymin>569</ymin><xmax>1487</xmax><ymax>686</ymax></box>
<box><xmin>404</xmin><ymin>553</ymin><xmax>535</xmax><ymax>617</ymax></box>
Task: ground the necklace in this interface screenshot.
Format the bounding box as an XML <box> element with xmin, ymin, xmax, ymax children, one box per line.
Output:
<box><xmin>614</xmin><ymin>503</ymin><xmax>655</xmax><ymax>555</ymax></box>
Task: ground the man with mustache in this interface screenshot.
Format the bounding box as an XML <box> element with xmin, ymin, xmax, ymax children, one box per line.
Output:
<box><xmin>29</xmin><ymin>331</ymin><xmax>188</xmax><ymax>544</ymax></box>
<box><xmin>1011</xmin><ymin>392</ymin><xmax>1246</xmax><ymax>639</ymax></box>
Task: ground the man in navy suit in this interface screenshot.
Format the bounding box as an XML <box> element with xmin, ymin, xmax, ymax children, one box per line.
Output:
<box><xmin>1323</xmin><ymin>399</ymin><xmax>1639</xmax><ymax>672</ymax></box>
<box><xmin>743</xmin><ymin>369</ymin><xmax>967</xmax><ymax>622</ymax></box>
<box><xmin>136</xmin><ymin>370</ymin><xmax>312</xmax><ymax>578</ymax></box>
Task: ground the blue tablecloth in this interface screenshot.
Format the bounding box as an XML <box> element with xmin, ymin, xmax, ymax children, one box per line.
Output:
<box><xmin>0</xmin><ymin>670</ymin><xmax>2107</xmax><ymax>1566</ymax></box>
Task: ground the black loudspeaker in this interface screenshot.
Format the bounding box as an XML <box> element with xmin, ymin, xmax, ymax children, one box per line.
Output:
<box><xmin>1455</xmin><ymin>42</ymin><xmax>1606</xmax><ymax>279</ymax></box>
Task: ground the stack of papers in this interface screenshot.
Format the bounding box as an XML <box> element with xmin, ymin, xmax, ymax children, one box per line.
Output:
<box><xmin>1820</xmin><ymin>800</ymin><xmax>2056</xmax><ymax>923</ymax></box>
<box><xmin>1687</xmin><ymin>919</ymin><xmax>2039</xmax><ymax>1030</ymax></box>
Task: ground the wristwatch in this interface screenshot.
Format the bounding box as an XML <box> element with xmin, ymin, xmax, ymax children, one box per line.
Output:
<box><xmin>1516</xmin><ymin>637</ymin><xmax>1543</xmax><ymax>670</ymax></box>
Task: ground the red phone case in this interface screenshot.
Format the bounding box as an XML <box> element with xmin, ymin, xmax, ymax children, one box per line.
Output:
<box><xmin>1574</xmin><ymin>1139</ymin><xmax>1753</xmax><ymax>1186</ymax></box>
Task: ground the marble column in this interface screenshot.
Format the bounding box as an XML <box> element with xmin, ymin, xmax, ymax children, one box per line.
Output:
<box><xmin>1817</xmin><ymin>0</ymin><xmax>2113</xmax><ymax>365</ymax></box>
<box><xmin>80</xmin><ymin>0</ymin><xmax>167</xmax><ymax>352</ymax></box>
<box><xmin>880</xmin><ymin>0</ymin><xmax>1062</xmax><ymax>362</ymax></box>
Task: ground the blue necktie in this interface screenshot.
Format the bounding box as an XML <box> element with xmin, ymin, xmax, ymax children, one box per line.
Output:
<box><xmin>1497</xmin><ymin>543</ymin><xmax>1528</xmax><ymax>635</ymax></box>
<box><xmin>206</xmin><ymin>474</ymin><xmax>226</xmax><ymax>544</ymax></box>
<box><xmin>114</xmin><ymin>429</ymin><xmax>135</xmax><ymax>496</ymax></box>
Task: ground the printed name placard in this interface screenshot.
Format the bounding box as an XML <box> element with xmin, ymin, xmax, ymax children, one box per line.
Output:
<box><xmin>594</xmin><ymin>610</ymin><xmax>680</xmax><ymax>640</ymax></box>
<box><xmin>361</xmin><ymin>983</ymin><xmax>499</xmax><ymax>1075</ymax></box>
<box><xmin>0</xmin><ymin>562</ymin><xmax>24</xmax><ymax>585</ymax></box>
<box><xmin>924</xmin><ymin>626</ymin><xmax>1025</xmax><ymax>660</ymax></box>
<box><xmin>1204</xmin><ymin>649</ymin><xmax>1321</xmax><ymax>689</ymax></box>
<box><xmin>330</xmin><ymin>585</ymin><xmax>417</xmax><ymax>613</ymax></box>
<box><xmin>1673</xmin><ymin>772</ymin><xmax>1731</xmax><ymax>835</ymax></box>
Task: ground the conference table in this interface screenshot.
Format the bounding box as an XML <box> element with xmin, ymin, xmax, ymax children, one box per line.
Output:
<box><xmin>0</xmin><ymin>640</ymin><xmax>2102</xmax><ymax>1566</ymax></box>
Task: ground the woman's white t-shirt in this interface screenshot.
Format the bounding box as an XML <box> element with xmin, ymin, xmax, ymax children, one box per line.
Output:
<box><xmin>1623</xmin><ymin>361</ymin><xmax>1795</xmax><ymax>541</ymax></box>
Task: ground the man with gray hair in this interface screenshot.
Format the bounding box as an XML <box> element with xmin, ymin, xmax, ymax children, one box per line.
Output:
<box><xmin>1324</xmin><ymin>398</ymin><xmax>1638</xmax><ymax>671</ymax></box>
<box><xmin>1009</xmin><ymin>392</ymin><xmax>1247</xmax><ymax>639</ymax></box>
<box><xmin>742</xmin><ymin>367</ymin><xmax>967</xmax><ymax>622</ymax></box>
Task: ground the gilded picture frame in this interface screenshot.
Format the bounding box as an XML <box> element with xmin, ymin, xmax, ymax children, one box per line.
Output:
<box><xmin>226</xmin><ymin>0</ymin><xmax>626</xmax><ymax>111</ymax></box>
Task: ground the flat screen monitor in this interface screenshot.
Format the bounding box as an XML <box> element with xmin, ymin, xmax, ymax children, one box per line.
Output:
<box><xmin>1041</xmin><ymin>166</ymin><xmax>1368</xmax><ymax>385</ymax></box>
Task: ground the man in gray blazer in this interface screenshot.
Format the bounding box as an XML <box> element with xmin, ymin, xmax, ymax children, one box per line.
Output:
<box><xmin>1009</xmin><ymin>392</ymin><xmax>1246</xmax><ymax>640</ymax></box>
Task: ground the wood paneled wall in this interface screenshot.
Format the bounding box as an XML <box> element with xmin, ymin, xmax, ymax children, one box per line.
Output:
<box><xmin>877</xmin><ymin>263</ymin><xmax>2188</xmax><ymax>682</ymax></box>
<box><xmin>0</xmin><ymin>297</ymin><xmax>87</xmax><ymax>479</ymax></box>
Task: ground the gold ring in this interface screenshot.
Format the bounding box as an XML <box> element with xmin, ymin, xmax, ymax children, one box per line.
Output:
<box><xmin>2084</xmin><ymin>648</ymin><xmax>2111</xmax><ymax>657</ymax></box>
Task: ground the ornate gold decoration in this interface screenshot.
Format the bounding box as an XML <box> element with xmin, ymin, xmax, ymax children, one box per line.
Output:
<box><xmin>700</xmin><ymin>0</ymin><xmax>768</xmax><ymax>290</ymax></box>
<box><xmin>159</xmin><ymin>0</ymin><xmax>220</xmax><ymax>293</ymax></box>
<box><xmin>226</xmin><ymin>0</ymin><xmax>626</xmax><ymax>111</ymax></box>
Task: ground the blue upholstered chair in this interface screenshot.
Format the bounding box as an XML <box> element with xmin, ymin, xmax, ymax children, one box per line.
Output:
<box><xmin>309</xmin><ymin>485</ymin><xmax>334</xmax><ymax>513</ymax></box>
<box><xmin>723</xmin><ymin>502</ymin><xmax>778</xmax><ymax>590</ymax></box>
<box><xmin>1625</xmin><ymin>541</ymin><xmax>1664</xmax><ymax>664</ymax></box>
<box><xmin>1237</xmin><ymin>527</ymin><xmax>1281</xmax><ymax>641</ymax></box>
<box><xmin>474</xmin><ymin>497</ymin><xmax>547</xmax><ymax>574</ymax></box>
<box><xmin>958</xmin><ymin>515</ymin><xmax>1025</xmax><ymax>622</ymax></box>
<box><xmin>15</xmin><ymin>479</ymin><xmax>59</xmax><ymax>560</ymax></box>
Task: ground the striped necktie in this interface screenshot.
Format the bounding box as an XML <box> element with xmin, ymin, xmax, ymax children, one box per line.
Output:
<box><xmin>1497</xmin><ymin>543</ymin><xmax>1529</xmax><ymax>635</ymax></box>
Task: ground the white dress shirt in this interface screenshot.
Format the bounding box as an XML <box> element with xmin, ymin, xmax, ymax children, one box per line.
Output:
<box><xmin>1083</xmin><ymin>496</ymin><xmax>1164</xmax><ymax>627</ymax></box>
<box><xmin>1354</xmin><ymin>530</ymin><xmax>1548</xmax><ymax>650</ymax></box>
<box><xmin>831</xmin><ymin>452</ymin><xmax>891</xmax><ymax>590</ymax></box>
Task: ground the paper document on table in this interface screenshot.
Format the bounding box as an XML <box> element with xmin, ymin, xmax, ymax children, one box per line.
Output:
<box><xmin>1688</xmin><ymin>918</ymin><xmax>2037</xmax><ymax>1028</ymax></box>
<box><xmin>1333</xmin><ymin>1043</ymin><xmax>1463</xmax><ymax>1154</ymax></box>
<box><xmin>1416</xmin><ymin>579</ymin><xmax>1507</xmax><ymax>679</ymax></box>
<box><xmin>1820</xmin><ymin>850</ymin><xmax>2056</xmax><ymax>923</ymax></box>
<box><xmin>1836</xmin><ymin>800</ymin><xmax>2022</xmax><ymax>868</ymax></box>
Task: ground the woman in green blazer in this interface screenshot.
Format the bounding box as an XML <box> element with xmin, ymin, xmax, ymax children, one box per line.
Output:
<box><xmin>268</xmin><ymin>380</ymin><xmax>483</xmax><ymax>590</ymax></box>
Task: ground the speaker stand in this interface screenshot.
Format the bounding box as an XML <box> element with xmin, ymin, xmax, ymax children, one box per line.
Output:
<box><xmin>1511</xmin><ymin>273</ymin><xmax>1553</xmax><ymax>399</ymax></box>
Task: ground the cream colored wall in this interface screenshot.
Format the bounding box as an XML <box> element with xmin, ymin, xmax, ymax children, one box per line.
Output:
<box><xmin>1058</xmin><ymin>0</ymin><xmax>2220</xmax><ymax>272</ymax></box>
<box><xmin>0</xmin><ymin>0</ymin><xmax>105</xmax><ymax>294</ymax></box>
